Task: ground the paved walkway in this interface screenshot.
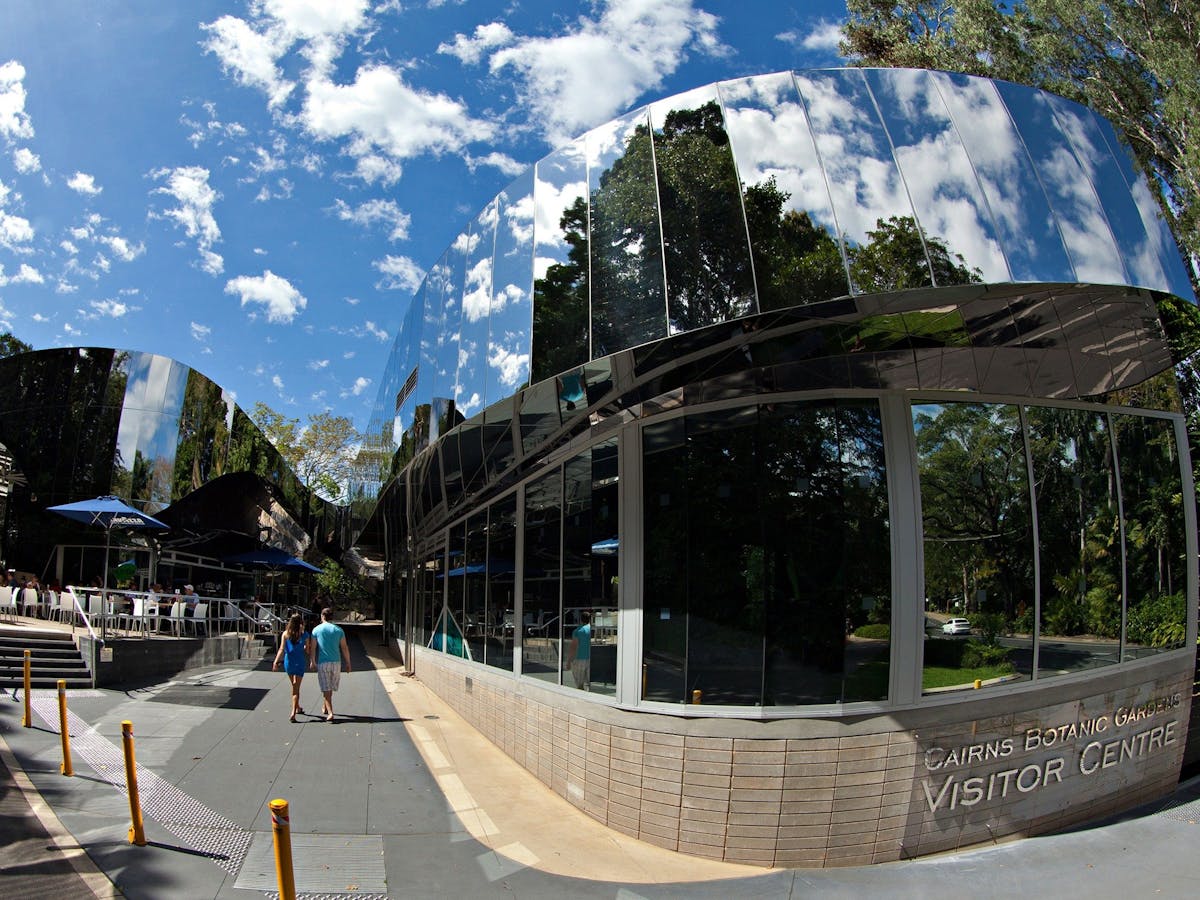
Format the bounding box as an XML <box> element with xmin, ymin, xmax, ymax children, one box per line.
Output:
<box><xmin>1</xmin><ymin>628</ymin><xmax>1198</xmax><ymax>898</ymax></box>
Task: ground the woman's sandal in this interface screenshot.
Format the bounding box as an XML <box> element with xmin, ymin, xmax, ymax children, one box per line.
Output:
<box><xmin>289</xmin><ymin>715</ymin><xmax>297</xmax><ymax>723</ymax></box>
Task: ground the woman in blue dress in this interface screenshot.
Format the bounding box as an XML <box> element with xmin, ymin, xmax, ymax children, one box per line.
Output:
<box><xmin>272</xmin><ymin>613</ymin><xmax>312</xmax><ymax>722</ymax></box>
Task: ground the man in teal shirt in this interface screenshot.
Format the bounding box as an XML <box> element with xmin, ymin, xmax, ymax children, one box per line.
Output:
<box><xmin>567</xmin><ymin>611</ymin><xmax>592</xmax><ymax>691</ymax></box>
<box><xmin>309</xmin><ymin>607</ymin><xmax>351</xmax><ymax>722</ymax></box>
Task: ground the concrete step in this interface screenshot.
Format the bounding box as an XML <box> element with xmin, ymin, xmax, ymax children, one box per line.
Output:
<box><xmin>0</xmin><ymin>644</ymin><xmax>84</xmax><ymax>659</ymax></box>
<box><xmin>1</xmin><ymin>676</ymin><xmax>93</xmax><ymax>690</ymax></box>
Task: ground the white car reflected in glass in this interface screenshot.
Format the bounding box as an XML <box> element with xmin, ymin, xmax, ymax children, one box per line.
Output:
<box><xmin>942</xmin><ymin>618</ymin><xmax>971</xmax><ymax>635</ymax></box>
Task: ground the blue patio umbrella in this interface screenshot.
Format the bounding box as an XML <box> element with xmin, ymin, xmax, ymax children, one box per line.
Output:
<box><xmin>47</xmin><ymin>495</ymin><xmax>169</xmax><ymax>587</ymax></box>
<box><xmin>223</xmin><ymin>547</ymin><xmax>322</xmax><ymax>605</ymax></box>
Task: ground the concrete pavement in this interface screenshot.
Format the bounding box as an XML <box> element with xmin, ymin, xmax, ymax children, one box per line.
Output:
<box><xmin>1</xmin><ymin>627</ymin><xmax>1198</xmax><ymax>898</ymax></box>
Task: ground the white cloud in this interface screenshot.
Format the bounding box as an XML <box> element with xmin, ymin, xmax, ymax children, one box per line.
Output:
<box><xmin>224</xmin><ymin>269</ymin><xmax>307</xmax><ymax>323</ymax></box>
<box><xmin>334</xmin><ymin>197</ymin><xmax>410</xmax><ymax>240</ymax></box>
<box><xmin>12</xmin><ymin>147</ymin><xmax>40</xmax><ymax>173</ymax></box>
<box><xmin>463</xmin><ymin>150</ymin><xmax>525</xmax><ymax>177</ymax></box>
<box><xmin>340</xmin><ymin>375</ymin><xmax>371</xmax><ymax>398</ymax></box>
<box><xmin>489</xmin><ymin>0</ymin><xmax>725</xmax><ymax>145</ymax></box>
<box><xmin>777</xmin><ymin>21</ymin><xmax>843</xmax><ymax>53</ymax></box>
<box><xmin>302</xmin><ymin>63</ymin><xmax>496</xmax><ymax>162</ymax></box>
<box><xmin>67</xmin><ymin>172</ymin><xmax>102</xmax><ymax>195</ymax></box>
<box><xmin>201</xmin><ymin>15</ymin><xmax>295</xmax><ymax>108</ymax></box>
<box><xmin>150</xmin><ymin>166</ymin><xmax>224</xmax><ymax>275</ymax></box>
<box><xmin>353</xmin><ymin>154</ymin><xmax>402</xmax><ymax>185</ymax></box>
<box><xmin>0</xmin><ymin>61</ymin><xmax>34</xmax><ymax>141</ymax></box>
<box><xmin>373</xmin><ymin>254</ymin><xmax>424</xmax><ymax>292</ymax></box>
<box><xmin>0</xmin><ymin>210</ymin><xmax>33</xmax><ymax>249</ymax></box>
<box><xmin>488</xmin><ymin>343</ymin><xmax>530</xmax><ymax>389</ymax></box>
<box><xmin>272</xmin><ymin>373</ymin><xmax>285</xmax><ymax>391</ymax></box>
<box><xmin>88</xmin><ymin>299</ymin><xmax>128</xmax><ymax>318</ymax></box>
<box><xmin>101</xmin><ymin>235</ymin><xmax>145</xmax><ymax>262</ymax></box>
<box><xmin>32</xmin><ymin>311</ymin><xmax>50</xmax><ymax>322</ymax></box>
<box><xmin>308</xmin><ymin>358</ymin><xmax>329</xmax><ymax>370</ymax></box>
<box><xmin>437</xmin><ymin>22</ymin><xmax>514</xmax><ymax>65</ymax></box>
<box><xmin>364</xmin><ymin>320</ymin><xmax>388</xmax><ymax>341</ymax></box>
<box><xmin>190</xmin><ymin>321</ymin><xmax>211</xmax><ymax>340</ymax></box>
<box><xmin>0</xmin><ymin>262</ymin><xmax>43</xmax><ymax>285</ymax></box>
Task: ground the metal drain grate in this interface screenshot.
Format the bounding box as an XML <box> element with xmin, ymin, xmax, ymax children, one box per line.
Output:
<box><xmin>234</xmin><ymin>832</ymin><xmax>387</xmax><ymax>894</ymax></box>
<box><xmin>31</xmin><ymin>697</ymin><xmax>253</xmax><ymax>874</ymax></box>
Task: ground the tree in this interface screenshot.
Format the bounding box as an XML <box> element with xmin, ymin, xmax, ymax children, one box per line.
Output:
<box><xmin>841</xmin><ymin>0</ymin><xmax>1200</xmax><ymax>292</ymax></box>
<box><xmin>0</xmin><ymin>332</ymin><xmax>32</xmax><ymax>357</ymax></box>
<box><xmin>250</xmin><ymin>402</ymin><xmax>359</xmax><ymax>502</ymax></box>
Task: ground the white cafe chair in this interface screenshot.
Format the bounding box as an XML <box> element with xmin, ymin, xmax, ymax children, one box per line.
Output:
<box><xmin>0</xmin><ymin>586</ymin><xmax>14</xmax><ymax>623</ymax></box>
<box><xmin>166</xmin><ymin>600</ymin><xmax>187</xmax><ymax>636</ymax></box>
<box><xmin>190</xmin><ymin>602</ymin><xmax>209</xmax><ymax>637</ymax></box>
<box><xmin>21</xmin><ymin>587</ymin><xmax>41</xmax><ymax>617</ymax></box>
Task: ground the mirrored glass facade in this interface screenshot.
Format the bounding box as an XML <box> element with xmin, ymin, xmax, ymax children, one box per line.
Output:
<box><xmin>357</xmin><ymin>68</ymin><xmax>1194</xmax><ymax>723</ymax></box>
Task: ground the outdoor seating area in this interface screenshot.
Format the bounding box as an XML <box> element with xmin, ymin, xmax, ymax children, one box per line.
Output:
<box><xmin>4</xmin><ymin>583</ymin><xmax>303</xmax><ymax>642</ymax></box>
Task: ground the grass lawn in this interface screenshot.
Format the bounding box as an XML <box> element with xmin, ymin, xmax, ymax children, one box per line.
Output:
<box><xmin>923</xmin><ymin>664</ymin><xmax>1014</xmax><ymax>690</ymax></box>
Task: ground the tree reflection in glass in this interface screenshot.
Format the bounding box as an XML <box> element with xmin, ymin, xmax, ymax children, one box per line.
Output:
<box><xmin>720</xmin><ymin>72</ymin><xmax>850</xmax><ymax>310</ymax></box>
<box><xmin>1026</xmin><ymin>407</ymin><xmax>1121</xmax><ymax>676</ymax></box>
<box><xmin>915</xmin><ymin>402</ymin><xmax>1033</xmax><ymax>692</ymax></box>
<box><xmin>649</xmin><ymin>87</ymin><xmax>755</xmax><ymax>332</ymax></box>
<box><xmin>1114</xmin><ymin>414</ymin><xmax>1187</xmax><ymax>656</ymax></box>
<box><xmin>588</xmin><ymin>109</ymin><xmax>667</xmax><ymax>357</ymax></box>
<box><xmin>531</xmin><ymin>144</ymin><xmax>589</xmax><ymax>384</ymax></box>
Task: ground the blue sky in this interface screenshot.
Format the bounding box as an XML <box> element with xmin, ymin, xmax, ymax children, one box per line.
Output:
<box><xmin>0</xmin><ymin>0</ymin><xmax>849</xmax><ymax>431</ymax></box>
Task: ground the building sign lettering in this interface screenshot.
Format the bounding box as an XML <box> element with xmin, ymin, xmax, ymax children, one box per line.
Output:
<box><xmin>921</xmin><ymin>692</ymin><xmax>1181</xmax><ymax>813</ymax></box>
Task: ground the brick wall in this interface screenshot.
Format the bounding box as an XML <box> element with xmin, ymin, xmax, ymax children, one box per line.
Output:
<box><xmin>413</xmin><ymin>648</ymin><xmax>1193</xmax><ymax>867</ymax></box>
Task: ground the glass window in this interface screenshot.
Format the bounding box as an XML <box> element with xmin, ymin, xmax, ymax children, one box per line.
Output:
<box><xmin>914</xmin><ymin>402</ymin><xmax>1033</xmax><ymax>693</ymax></box>
<box><xmin>1114</xmin><ymin>414</ymin><xmax>1187</xmax><ymax>658</ymax></box>
<box><xmin>488</xmin><ymin>171</ymin><xmax>535</xmax><ymax>403</ymax></box>
<box><xmin>795</xmin><ymin>69</ymin><xmax>931</xmax><ymax>294</ymax></box>
<box><xmin>457</xmin><ymin>202</ymin><xmax>497</xmax><ymax>418</ymax></box>
<box><xmin>719</xmin><ymin>71</ymin><xmax>849</xmax><ymax>310</ymax></box>
<box><xmin>486</xmin><ymin>494</ymin><xmax>518</xmax><ymax>673</ymax></box>
<box><xmin>998</xmin><ymin>81</ymin><xmax>1125</xmax><ymax>285</ymax></box>
<box><xmin>932</xmin><ymin>72</ymin><xmax>1075</xmax><ymax>284</ymax></box>
<box><xmin>642</xmin><ymin>400</ymin><xmax>890</xmax><ymax>707</ymax></box>
<box><xmin>463</xmin><ymin>511</ymin><xmax>488</xmax><ymax>664</ymax></box>
<box><xmin>649</xmin><ymin>85</ymin><xmax>756</xmax><ymax>332</ymax></box>
<box><xmin>1026</xmin><ymin>407</ymin><xmax>1121</xmax><ymax>677</ymax></box>
<box><xmin>561</xmin><ymin>438</ymin><xmax>619</xmax><ymax>695</ymax></box>
<box><xmin>531</xmin><ymin>142</ymin><xmax>590</xmax><ymax>384</ymax></box>
<box><xmin>420</xmin><ymin>253</ymin><xmax>449</xmax><ymax>443</ymax></box>
<box><xmin>439</xmin><ymin>523</ymin><xmax>467</xmax><ymax>658</ymax></box>
<box><xmin>641</xmin><ymin>417</ymin><xmax>688</xmax><ymax>702</ymax></box>
<box><xmin>522</xmin><ymin>468</ymin><xmax>562</xmax><ymax>685</ymax></box>
<box><xmin>762</xmin><ymin>401</ymin><xmax>890</xmax><ymax>704</ymax></box>
<box><xmin>865</xmin><ymin>68</ymin><xmax>1007</xmax><ymax>285</ymax></box>
<box><xmin>588</xmin><ymin>108</ymin><xmax>668</xmax><ymax>356</ymax></box>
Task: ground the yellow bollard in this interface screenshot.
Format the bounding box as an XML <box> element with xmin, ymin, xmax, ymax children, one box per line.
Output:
<box><xmin>57</xmin><ymin>680</ymin><xmax>74</xmax><ymax>776</ymax></box>
<box><xmin>270</xmin><ymin>799</ymin><xmax>297</xmax><ymax>900</ymax></box>
<box><xmin>642</xmin><ymin>664</ymin><xmax>647</xmax><ymax>699</ymax></box>
<box><xmin>973</xmin><ymin>679</ymin><xmax>983</xmax><ymax>690</ymax></box>
<box><xmin>692</xmin><ymin>689</ymin><xmax>702</xmax><ymax>704</ymax></box>
<box><xmin>121</xmin><ymin>721</ymin><xmax>146</xmax><ymax>845</ymax></box>
<box><xmin>22</xmin><ymin>649</ymin><xmax>32</xmax><ymax>728</ymax></box>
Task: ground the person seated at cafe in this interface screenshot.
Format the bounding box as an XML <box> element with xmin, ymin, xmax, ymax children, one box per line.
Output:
<box><xmin>182</xmin><ymin>583</ymin><xmax>198</xmax><ymax>617</ymax></box>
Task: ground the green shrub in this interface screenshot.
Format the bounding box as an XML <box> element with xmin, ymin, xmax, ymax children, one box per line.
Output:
<box><xmin>854</xmin><ymin>623</ymin><xmax>890</xmax><ymax>640</ymax></box>
<box><xmin>961</xmin><ymin>641</ymin><xmax>1013</xmax><ymax>670</ymax></box>
<box><xmin>1127</xmin><ymin>593</ymin><xmax>1186</xmax><ymax>647</ymax></box>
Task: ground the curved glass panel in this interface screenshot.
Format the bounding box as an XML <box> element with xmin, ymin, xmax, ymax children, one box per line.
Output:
<box><xmin>931</xmin><ymin>72</ymin><xmax>1074</xmax><ymax>284</ymax></box>
<box><xmin>463</xmin><ymin>511</ymin><xmax>488</xmax><ymax>663</ymax></box>
<box><xmin>436</xmin><ymin>232</ymin><xmax>470</xmax><ymax>438</ymax></box>
<box><xmin>395</xmin><ymin>286</ymin><xmax>425</xmax><ymax>445</ymax></box>
<box><xmin>719</xmin><ymin>71</ymin><xmax>849</xmax><ymax>310</ymax></box>
<box><xmin>1026</xmin><ymin>406</ymin><xmax>1121</xmax><ymax>677</ymax></box>
<box><xmin>485</xmin><ymin>494</ymin><xmax>517</xmax><ymax>672</ymax></box>
<box><xmin>915</xmin><ymin>402</ymin><xmax>1033</xmax><ymax>693</ymax></box>
<box><xmin>1114</xmin><ymin>414</ymin><xmax>1187</xmax><ymax>658</ymax></box>
<box><xmin>531</xmin><ymin>143</ymin><xmax>589</xmax><ymax>384</ymax></box>
<box><xmin>457</xmin><ymin>202</ymin><xmax>497</xmax><ymax>418</ymax></box>
<box><xmin>172</xmin><ymin>369</ymin><xmax>234</xmax><ymax>500</ymax></box>
<box><xmin>997</xmin><ymin>82</ymin><xmax>1125</xmax><ymax>284</ymax></box>
<box><xmin>588</xmin><ymin>107</ymin><xmax>668</xmax><ymax>356</ymax></box>
<box><xmin>865</xmin><ymin>68</ymin><xmax>1007</xmax><ymax>285</ymax></box>
<box><xmin>420</xmin><ymin>253</ymin><xmax>450</xmax><ymax>444</ymax></box>
<box><xmin>1095</xmin><ymin>119</ymin><xmax>1196</xmax><ymax>302</ymax></box>
<box><xmin>488</xmin><ymin>171</ymin><xmax>535</xmax><ymax>402</ymax></box>
<box><xmin>1048</xmin><ymin>95</ymin><xmax>1161</xmax><ymax>290</ymax></box>
<box><xmin>649</xmin><ymin>85</ymin><xmax>756</xmax><ymax>332</ymax></box>
<box><xmin>796</xmin><ymin>69</ymin><xmax>932</xmax><ymax>293</ymax></box>
<box><xmin>523</xmin><ymin>467</ymin><xmax>562</xmax><ymax>686</ymax></box>
<box><xmin>560</xmin><ymin>437</ymin><xmax>619</xmax><ymax>695</ymax></box>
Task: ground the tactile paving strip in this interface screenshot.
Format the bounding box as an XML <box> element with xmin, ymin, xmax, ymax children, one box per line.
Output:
<box><xmin>235</xmin><ymin>832</ymin><xmax>388</xmax><ymax>895</ymax></box>
<box><xmin>31</xmin><ymin>697</ymin><xmax>253</xmax><ymax>874</ymax></box>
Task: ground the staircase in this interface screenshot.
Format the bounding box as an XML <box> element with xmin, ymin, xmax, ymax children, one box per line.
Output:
<box><xmin>0</xmin><ymin>626</ymin><xmax>92</xmax><ymax>689</ymax></box>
